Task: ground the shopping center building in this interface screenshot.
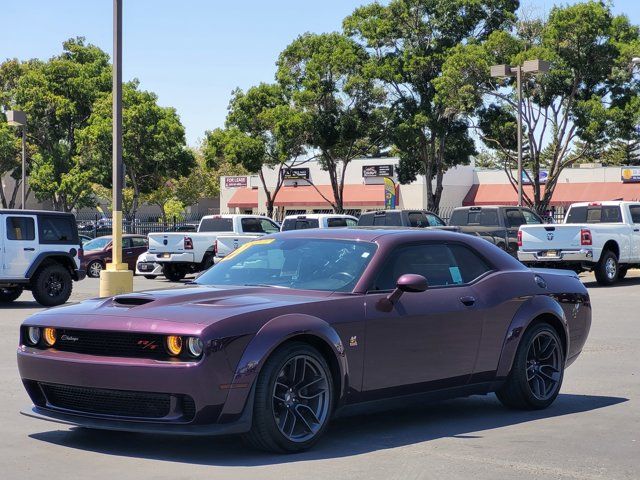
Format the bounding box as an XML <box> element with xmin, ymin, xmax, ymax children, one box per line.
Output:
<box><xmin>219</xmin><ymin>158</ymin><xmax>640</xmax><ymax>220</ymax></box>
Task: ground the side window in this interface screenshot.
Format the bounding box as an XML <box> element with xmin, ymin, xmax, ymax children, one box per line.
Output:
<box><xmin>345</xmin><ymin>218</ymin><xmax>358</xmax><ymax>227</ymax></box>
<box><xmin>522</xmin><ymin>209</ymin><xmax>542</xmax><ymax>224</ymax></box>
<box><xmin>372</xmin><ymin>244</ymin><xmax>463</xmax><ymax>290</ymax></box>
<box><xmin>407</xmin><ymin>212</ymin><xmax>428</xmax><ymax>228</ymax></box>
<box><xmin>629</xmin><ymin>205</ymin><xmax>640</xmax><ymax>223</ymax></box>
<box><xmin>426</xmin><ymin>214</ymin><xmax>445</xmax><ymax>226</ymax></box>
<box><xmin>260</xmin><ymin>219</ymin><xmax>280</xmax><ymax>234</ymax></box>
<box><xmin>6</xmin><ymin>217</ymin><xmax>35</xmax><ymax>241</ymax></box>
<box><xmin>38</xmin><ymin>216</ymin><xmax>76</xmax><ymax>244</ymax></box>
<box><xmin>505</xmin><ymin>209</ymin><xmax>526</xmax><ymax>228</ymax></box>
<box><xmin>448</xmin><ymin>244</ymin><xmax>492</xmax><ymax>283</ymax></box>
<box><xmin>132</xmin><ymin>237</ymin><xmax>147</xmax><ymax>248</ymax></box>
<box><xmin>480</xmin><ymin>209</ymin><xmax>499</xmax><ymax>226</ymax></box>
<box><xmin>241</xmin><ymin>218</ymin><xmax>261</xmax><ymax>233</ymax></box>
<box><xmin>372</xmin><ymin>214</ymin><xmax>387</xmax><ymax>226</ymax></box>
<box><xmin>122</xmin><ymin>237</ymin><xmax>132</xmax><ymax>249</ymax></box>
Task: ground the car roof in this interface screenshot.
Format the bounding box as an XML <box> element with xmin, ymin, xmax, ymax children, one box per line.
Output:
<box><xmin>282</xmin><ymin>214</ymin><xmax>357</xmax><ymax>220</ymax></box>
<box><xmin>569</xmin><ymin>201</ymin><xmax>637</xmax><ymax>207</ymax></box>
<box><xmin>0</xmin><ymin>209</ymin><xmax>75</xmax><ymax>216</ymax></box>
<box><xmin>272</xmin><ymin>226</ymin><xmax>466</xmax><ymax>244</ymax></box>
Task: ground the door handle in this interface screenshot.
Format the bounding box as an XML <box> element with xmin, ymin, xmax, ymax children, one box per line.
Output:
<box><xmin>23</xmin><ymin>247</ymin><xmax>35</xmax><ymax>251</ymax></box>
<box><xmin>634</xmin><ymin>228</ymin><xmax>639</xmax><ymax>232</ymax></box>
<box><xmin>460</xmin><ymin>296</ymin><xmax>476</xmax><ymax>306</ymax></box>
<box><xmin>125</xmin><ymin>251</ymin><xmax>133</xmax><ymax>254</ymax></box>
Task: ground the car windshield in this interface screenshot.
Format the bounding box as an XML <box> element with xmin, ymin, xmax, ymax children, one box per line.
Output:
<box><xmin>83</xmin><ymin>237</ymin><xmax>111</xmax><ymax>250</ymax></box>
<box><xmin>196</xmin><ymin>238</ymin><xmax>377</xmax><ymax>292</ymax></box>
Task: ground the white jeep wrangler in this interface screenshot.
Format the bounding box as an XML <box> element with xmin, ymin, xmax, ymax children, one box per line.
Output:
<box><xmin>0</xmin><ymin>210</ymin><xmax>86</xmax><ymax>306</ymax></box>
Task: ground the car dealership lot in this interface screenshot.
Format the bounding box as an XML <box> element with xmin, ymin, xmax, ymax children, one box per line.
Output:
<box><xmin>1</xmin><ymin>274</ymin><xmax>638</xmax><ymax>480</ymax></box>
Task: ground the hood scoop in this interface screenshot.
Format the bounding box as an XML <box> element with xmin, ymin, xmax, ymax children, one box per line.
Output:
<box><xmin>112</xmin><ymin>295</ymin><xmax>155</xmax><ymax>307</ymax></box>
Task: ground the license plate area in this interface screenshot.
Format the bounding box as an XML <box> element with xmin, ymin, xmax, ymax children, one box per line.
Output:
<box><xmin>162</xmin><ymin>253</ymin><xmax>171</xmax><ymax>258</ymax></box>
<box><xmin>543</xmin><ymin>250</ymin><xmax>559</xmax><ymax>257</ymax></box>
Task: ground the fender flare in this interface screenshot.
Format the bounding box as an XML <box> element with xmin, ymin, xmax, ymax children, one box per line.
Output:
<box><xmin>218</xmin><ymin>314</ymin><xmax>347</xmax><ymax>421</ymax></box>
<box><xmin>25</xmin><ymin>251</ymin><xmax>77</xmax><ymax>279</ymax></box>
<box><xmin>495</xmin><ymin>295</ymin><xmax>569</xmax><ymax>379</ymax></box>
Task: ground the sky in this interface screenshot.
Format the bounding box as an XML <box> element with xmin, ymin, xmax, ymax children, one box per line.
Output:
<box><xmin>2</xmin><ymin>0</ymin><xmax>640</xmax><ymax>147</ymax></box>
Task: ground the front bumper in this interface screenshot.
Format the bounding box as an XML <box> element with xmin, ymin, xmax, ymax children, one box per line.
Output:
<box><xmin>17</xmin><ymin>344</ymin><xmax>247</xmax><ymax>433</ymax></box>
<box><xmin>518</xmin><ymin>248</ymin><xmax>594</xmax><ymax>264</ymax></box>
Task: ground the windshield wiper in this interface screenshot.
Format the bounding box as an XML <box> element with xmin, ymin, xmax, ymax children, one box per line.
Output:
<box><xmin>243</xmin><ymin>283</ymin><xmax>290</xmax><ymax>289</ymax></box>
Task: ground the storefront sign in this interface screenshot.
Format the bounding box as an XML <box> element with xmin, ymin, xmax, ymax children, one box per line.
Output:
<box><xmin>224</xmin><ymin>176</ymin><xmax>247</xmax><ymax>188</ymax></box>
<box><xmin>363</xmin><ymin>164</ymin><xmax>394</xmax><ymax>177</ymax></box>
<box><xmin>282</xmin><ymin>168</ymin><xmax>310</xmax><ymax>180</ymax></box>
<box><xmin>521</xmin><ymin>170</ymin><xmax>548</xmax><ymax>185</ymax></box>
<box><xmin>621</xmin><ymin>167</ymin><xmax>640</xmax><ymax>183</ymax></box>
<box><xmin>384</xmin><ymin>177</ymin><xmax>397</xmax><ymax>209</ymax></box>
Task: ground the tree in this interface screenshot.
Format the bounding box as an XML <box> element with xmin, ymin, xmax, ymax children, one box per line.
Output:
<box><xmin>0</xmin><ymin>117</ymin><xmax>23</xmax><ymax>208</ymax></box>
<box><xmin>203</xmin><ymin>83</ymin><xmax>310</xmax><ymax>217</ymax></box>
<box><xmin>344</xmin><ymin>0</ymin><xmax>517</xmax><ymax>212</ymax></box>
<box><xmin>276</xmin><ymin>32</ymin><xmax>387</xmax><ymax>213</ymax></box>
<box><xmin>11</xmin><ymin>38</ymin><xmax>112</xmax><ymax>211</ymax></box>
<box><xmin>436</xmin><ymin>1</ymin><xmax>640</xmax><ymax>212</ymax></box>
<box><xmin>79</xmin><ymin>80</ymin><xmax>195</xmax><ymax>218</ymax></box>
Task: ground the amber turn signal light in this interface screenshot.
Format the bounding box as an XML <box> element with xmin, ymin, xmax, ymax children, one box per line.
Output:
<box><xmin>43</xmin><ymin>328</ymin><xmax>57</xmax><ymax>346</ymax></box>
<box><xmin>166</xmin><ymin>335</ymin><xmax>183</xmax><ymax>356</ymax></box>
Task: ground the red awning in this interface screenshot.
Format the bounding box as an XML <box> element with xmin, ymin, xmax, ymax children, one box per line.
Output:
<box><xmin>463</xmin><ymin>182</ymin><xmax>640</xmax><ymax>206</ymax></box>
<box><xmin>273</xmin><ymin>184</ymin><xmax>385</xmax><ymax>207</ymax></box>
<box><xmin>228</xmin><ymin>188</ymin><xmax>258</xmax><ymax>209</ymax></box>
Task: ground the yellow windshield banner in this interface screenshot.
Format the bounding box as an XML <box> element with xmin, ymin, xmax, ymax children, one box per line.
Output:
<box><xmin>219</xmin><ymin>237</ymin><xmax>275</xmax><ymax>263</ymax></box>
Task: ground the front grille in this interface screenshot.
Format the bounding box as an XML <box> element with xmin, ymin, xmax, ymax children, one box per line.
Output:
<box><xmin>40</xmin><ymin>383</ymin><xmax>195</xmax><ymax>420</ymax></box>
<box><xmin>48</xmin><ymin>329</ymin><xmax>169</xmax><ymax>360</ymax></box>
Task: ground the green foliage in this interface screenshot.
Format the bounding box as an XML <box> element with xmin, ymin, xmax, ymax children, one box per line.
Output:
<box><xmin>78</xmin><ymin>80</ymin><xmax>194</xmax><ymax>217</ymax></box>
<box><xmin>436</xmin><ymin>1</ymin><xmax>640</xmax><ymax>211</ymax></box>
<box><xmin>0</xmin><ymin>115</ymin><xmax>22</xmax><ymax>208</ymax></box>
<box><xmin>345</xmin><ymin>0</ymin><xmax>516</xmax><ymax>211</ymax></box>
<box><xmin>277</xmin><ymin>32</ymin><xmax>386</xmax><ymax>212</ymax></box>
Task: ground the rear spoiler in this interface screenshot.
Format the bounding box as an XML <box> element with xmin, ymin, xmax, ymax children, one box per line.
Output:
<box><xmin>530</xmin><ymin>267</ymin><xmax>579</xmax><ymax>279</ymax></box>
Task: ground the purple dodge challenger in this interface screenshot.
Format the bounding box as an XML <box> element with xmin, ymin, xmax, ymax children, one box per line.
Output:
<box><xmin>18</xmin><ymin>229</ymin><xmax>591</xmax><ymax>453</ymax></box>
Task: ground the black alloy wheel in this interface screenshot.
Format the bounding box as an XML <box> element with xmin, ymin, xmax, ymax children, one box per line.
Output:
<box><xmin>525</xmin><ymin>331</ymin><xmax>562</xmax><ymax>401</ymax></box>
<box><xmin>496</xmin><ymin>323</ymin><xmax>564</xmax><ymax>410</ymax></box>
<box><xmin>31</xmin><ymin>264</ymin><xmax>73</xmax><ymax>307</ymax></box>
<box><xmin>244</xmin><ymin>342</ymin><xmax>334</xmax><ymax>453</ymax></box>
<box><xmin>272</xmin><ymin>354</ymin><xmax>331</xmax><ymax>443</ymax></box>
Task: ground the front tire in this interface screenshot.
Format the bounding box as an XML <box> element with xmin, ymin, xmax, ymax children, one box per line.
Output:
<box><xmin>496</xmin><ymin>323</ymin><xmax>564</xmax><ymax>410</ymax></box>
<box><xmin>244</xmin><ymin>342</ymin><xmax>334</xmax><ymax>453</ymax></box>
<box><xmin>0</xmin><ymin>286</ymin><xmax>23</xmax><ymax>303</ymax></box>
<box><xmin>87</xmin><ymin>260</ymin><xmax>104</xmax><ymax>278</ymax></box>
<box><xmin>594</xmin><ymin>250</ymin><xmax>618</xmax><ymax>286</ymax></box>
<box><xmin>31</xmin><ymin>264</ymin><xmax>73</xmax><ymax>307</ymax></box>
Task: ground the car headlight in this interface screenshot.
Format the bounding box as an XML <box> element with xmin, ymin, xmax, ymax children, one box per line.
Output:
<box><xmin>43</xmin><ymin>327</ymin><xmax>57</xmax><ymax>347</ymax></box>
<box><xmin>27</xmin><ymin>327</ymin><xmax>41</xmax><ymax>346</ymax></box>
<box><xmin>166</xmin><ymin>335</ymin><xmax>183</xmax><ymax>356</ymax></box>
<box><xmin>187</xmin><ymin>337</ymin><xmax>204</xmax><ymax>357</ymax></box>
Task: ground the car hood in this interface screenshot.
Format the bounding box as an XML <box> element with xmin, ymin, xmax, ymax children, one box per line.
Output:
<box><xmin>24</xmin><ymin>285</ymin><xmax>335</xmax><ymax>335</ymax></box>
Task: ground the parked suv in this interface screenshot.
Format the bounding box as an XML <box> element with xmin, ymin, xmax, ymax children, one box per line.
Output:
<box><xmin>0</xmin><ymin>210</ymin><xmax>85</xmax><ymax>306</ymax></box>
<box><xmin>357</xmin><ymin>210</ymin><xmax>447</xmax><ymax>228</ymax></box>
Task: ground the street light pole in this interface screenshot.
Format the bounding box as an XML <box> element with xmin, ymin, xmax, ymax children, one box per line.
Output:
<box><xmin>515</xmin><ymin>65</ymin><xmax>523</xmax><ymax>207</ymax></box>
<box><xmin>99</xmin><ymin>0</ymin><xmax>133</xmax><ymax>297</ymax></box>
<box><xmin>490</xmin><ymin>59</ymin><xmax>550</xmax><ymax>207</ymax></box>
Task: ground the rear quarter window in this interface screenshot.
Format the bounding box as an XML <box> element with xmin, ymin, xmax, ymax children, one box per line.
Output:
<box><xmin>38</xmin><ymin>215</ymin><xmax>77</xmax><ymax>244</ymax></box>
<box><xmin>199</xmin><ymin>217</ymin><xmax>233</xmax><ymax>232</ymax></box>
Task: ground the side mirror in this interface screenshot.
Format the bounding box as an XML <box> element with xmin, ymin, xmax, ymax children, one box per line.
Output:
<box><xmin>377</xmin><ymin>274</ymin><xmax>428</xmax><ymax>312</ymax></box>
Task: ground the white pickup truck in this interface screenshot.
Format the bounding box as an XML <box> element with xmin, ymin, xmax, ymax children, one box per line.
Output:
<box><xmin>518</xmin><ymin>201</ymin><xmax>640</xmax><ymax>285</ymax></box>
<box><xmin>147</xmin><ymin>214</ymin><xmax>280</xmax><ymax>281</ymax></box>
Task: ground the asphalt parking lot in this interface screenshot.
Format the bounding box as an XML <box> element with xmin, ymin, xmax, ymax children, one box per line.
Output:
<box><xmin>1</xmin><ymin>273</ymin><xmax>638</xmax><ymax>480</ymax></box>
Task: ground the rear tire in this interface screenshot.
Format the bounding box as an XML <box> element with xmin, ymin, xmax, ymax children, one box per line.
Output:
<box><xmin>87</xmin><ymin>260</ymin><xmax>104</xmax><ymax>278</ymax></box>
<box><xmin>243</xmin><ymin>342</ymin><xmax>334</xmax><ymax>453</ymax></box>
<box><xmin>594</xmin><ymin>250</ymin><xmax>618</xmax><ymax>286</ymax></box>
<box><xmin>163</xmin><ymin>264</ymin><xmax>186</xmax><ymax>282</ymax></box>
<box><xmin>31</xmin><ymin>264</ymin><xmax>73</xmax><ymax>307</ymax></box>
<box><xmin>0</xmin><ymin>286</ymin><xmax>23</xmax><ymax>303</ymax></box>
<box><xmin>496</xmin><ymin>323</ymin><xmax>564</xmax><ymax>410</ymax></box>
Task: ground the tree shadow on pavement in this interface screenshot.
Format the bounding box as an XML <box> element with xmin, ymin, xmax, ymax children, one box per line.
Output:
<box><xmin>28</xmin><ymin>393</ymin><xmax>626</xmax><ymax>466</ymax></box>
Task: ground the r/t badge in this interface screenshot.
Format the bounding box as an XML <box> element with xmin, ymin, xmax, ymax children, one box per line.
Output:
<box><xmin>349</xmin><ymin>336</ymin><xmax>358</xmax><ymax>347</ymax></box>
